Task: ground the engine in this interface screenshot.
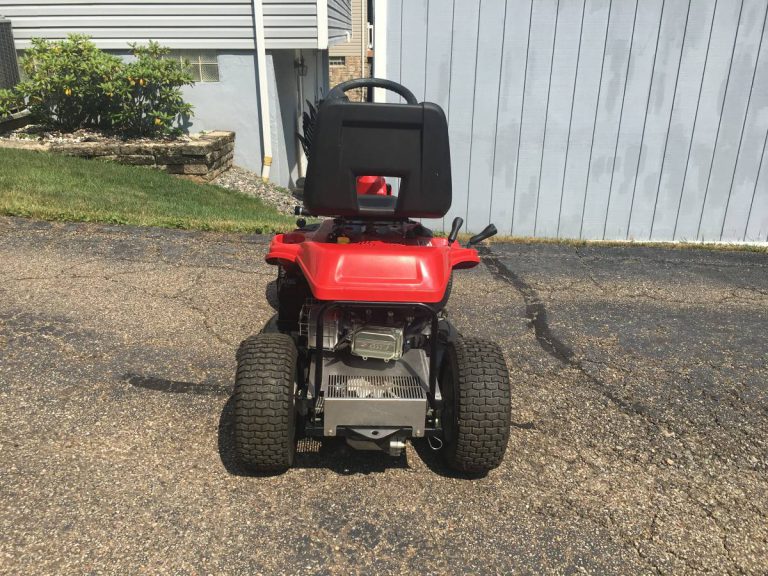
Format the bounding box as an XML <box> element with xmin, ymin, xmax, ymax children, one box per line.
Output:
<box><xmin>299</xmin><ymin>302</ymin><xmax>431</xmax><ymax>362</ymax></box>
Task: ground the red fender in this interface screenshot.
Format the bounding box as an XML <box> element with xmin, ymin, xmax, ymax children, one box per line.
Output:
<box><xmin>266</xmin><ymin>229</ymin><xmax>479</xmax><ymax>303</ymax></box>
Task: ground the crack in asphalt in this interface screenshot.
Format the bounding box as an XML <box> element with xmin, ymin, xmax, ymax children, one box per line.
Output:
<box><xmin>716</xmin><ymin>288</ymin><xmax>768</xmax><ymax>304</ymax></box>
<box><xmin>6</xmin><ymin>256</ymin><xmax>103</xmax><ymax>283</ymax></box>
<box><xmin>481</xmin><ymin>245</ymin><xmax>765</xmax><ymax>471</ymax></box>
<box><xmin>479</xmin><ymin>245</ymin><xmax>768</xmax><ymax>575</ymax></box>
<box><xmin>9</xmin><ymin>260</ymin><xmax>242</xmax><ymax>349</ymax></box>
<box><xmin>478</xmin><ymin>246</ymin><xmax>574</xmax><ymax>363</ymax></box>
<box><xmin>575</xmin><ymin>248</ymin><xmax>609</xmax><ymax>295</ymax></box>
<box><xmin>478</xmin><ymin>245</ymin><xmax>658</xmax><ymax>426</ymax></box>
<box><xmin>3</xmin><ymin>219</ymin><xmax>765</xmax><ymax>574</ymax></box>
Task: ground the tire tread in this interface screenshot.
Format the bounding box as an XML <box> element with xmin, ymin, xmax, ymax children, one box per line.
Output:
<box><xmin>233</xmin><ymin>333</ymin><xmax>297</xmax><ymax>472</ymax></box>
<box><xmin>445</xmin><ymin>337</ymin><xmax>511</xmax><ymax>474</ymax></box>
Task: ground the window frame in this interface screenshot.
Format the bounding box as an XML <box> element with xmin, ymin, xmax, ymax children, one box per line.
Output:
<box><xmin>168</xmin><ymin>50</ymin><xmax>220</xmax><ymax>83</ymax></box>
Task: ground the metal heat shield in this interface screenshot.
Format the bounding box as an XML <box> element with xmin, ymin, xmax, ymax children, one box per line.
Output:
<box><xmin>315</xmin><ymin>349</ymin><xmax>429</xmax><ymax>437</ymax></box>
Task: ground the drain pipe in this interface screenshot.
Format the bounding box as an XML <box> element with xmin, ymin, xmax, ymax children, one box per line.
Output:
<box><xmin>361</xmin><ymin>0</ymin><xmax>367</xmax><ymax>96</ymax></box>
<box><xmin>295</xmin><ymin>49</ymin><xmax>307</xmax><ymax>180</ymax></box>
<box><xmin>252</xmin><ymin>0</ymin><xmax>272</xmax><ymax>181</ymax></box>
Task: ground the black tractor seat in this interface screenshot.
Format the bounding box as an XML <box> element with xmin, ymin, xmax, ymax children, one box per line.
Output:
<box><xmin>303</xmin><ymin>78</ymin><xmax>452</xmax><ymax>219</ymax></box>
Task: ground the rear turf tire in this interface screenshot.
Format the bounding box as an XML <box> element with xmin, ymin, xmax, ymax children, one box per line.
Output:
<box><xmin>233</xmin><ymin>333</ymin><xmax>297</xmax><ymax>473</ymax></box>
<box><xmin>440</xmin><ymin>337</ymin><xmax>511</xmax><ymax>474</ymax></box>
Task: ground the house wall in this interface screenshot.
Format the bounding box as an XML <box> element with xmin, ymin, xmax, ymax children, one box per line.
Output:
<box><xmin>0</xmin><ymin>0</ymin><xmax>351</xmax><ymax>50</ymax></box>
<box><xmin>179</xmin><ymin>49</ymin><xmax>326</xmax><ymax>186</ymax></box>
<box><xmin>267</xmin><ymin>49</ymin><xmax>328</xmax><ymax>187</ymax></box>
<box><xmin>0</xmin><ymin>0</ymin><xmax>256</xmax><ymax>49</ymax></box>
<box><xmin>1</xmin><ymin>1</ymin><xmax>344</xmax><ymax>187</ymax></box>
<box><xmin>105</xmin><ymin>50</ymin><xmax>267</xmax><ymax>174</ymax></box>
<box><xmin>179</xmin><ymin>53</ymin><xmax>264</xmax><ymax>173</ymax></box>
<box><xmin>328</xmin><ymin>0</ymin><xmax>355</xmax><ymax>50</ymax></box>
<box><xmin>329</xmin><ymin>0</ymin><xmax>370</xmax><ymax>101</ymax></box>
<box><xmin>379</xmin><ymin>0</ymin><xmax>768</xmax><ymax>243</ymax></box>
<box><xmin>263</xmin><ymin>0</ymin><xmax>317</xmax><ymax>49</ymax></box>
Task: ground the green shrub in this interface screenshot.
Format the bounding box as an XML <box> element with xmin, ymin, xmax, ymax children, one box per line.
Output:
<box><xmin>111</xmin><ymin>42</ymin><xmax>194</xmax><ymax>137</ymax></box>
<box><xmin>7</xmin><ymin>35</ymin><xmax>194</xmax><ymax>137</ymax></box>
<box><xmin>16</xmin><ymin>35</ymin><xmax>123</xmax><ymax>131</ymax></box>
<box><xmin>0</xmin><ymin>88</ymin><xmax>23</xmax><ymax>119</ymax></box>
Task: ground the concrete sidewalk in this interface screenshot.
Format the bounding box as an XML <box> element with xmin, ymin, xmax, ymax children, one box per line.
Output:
<box><xmin>0</xmin><ymin>216</ymin><xmax>766</xmax><ymax>575</ymax></box>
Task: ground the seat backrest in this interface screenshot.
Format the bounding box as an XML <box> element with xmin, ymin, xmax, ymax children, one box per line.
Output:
<box><xmin>303</xmin><ymin>97</ymin><xmax>452</xmax><ymax>218</ymax></box>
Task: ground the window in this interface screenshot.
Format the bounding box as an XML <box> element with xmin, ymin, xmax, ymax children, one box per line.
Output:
<box><xmin>168</xmin><ymin>51</ymin><xmax>220</xmax><ymax>83</ymax></box>
<box><xmin>329</xmin><ymin>56</ymin><xmax>346</xmax><ymax>67</ymax></box>
<box><xmin>16</xmin><ymin>51</ymin><xmax>26</xmax><ymax>82</ymax></box>
<box><xmin>18</xmin><ymin>49</ymin><xmax>221</xmax><ymax>83</ymax></box>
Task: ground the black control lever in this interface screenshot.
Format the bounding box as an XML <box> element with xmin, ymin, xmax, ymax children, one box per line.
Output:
<box><xmin>467</xmin><ymin>224</ymin><xmax>498</xmax><ymax>247</ymax></box>
<box><xmin>447</xmin><ymin>217</ymin><xmax>463</xmax><ymax>244</ymax></box>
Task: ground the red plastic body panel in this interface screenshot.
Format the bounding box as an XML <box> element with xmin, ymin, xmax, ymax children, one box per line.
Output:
<box><xmin>266</xmin><ymin>223</ymin><xmax>480</xmax><ymax>303</ymax></box>
<box><xmin>356</xmin><ymin>175</ymin><xmax>388</xmax><ymax>196</ymax></box>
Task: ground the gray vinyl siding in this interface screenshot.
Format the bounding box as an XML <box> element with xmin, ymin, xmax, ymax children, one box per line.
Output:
<box><xmin>0</xmin><ymin>0</ymin><xmax>256</xmax><ymax>50</ymax></box>
<box><xmin>263</xmin><ymin>0</ymin><xmax>317</xmax><ymax>49</ymax></box>
<box><xmin>329</xmin><ymin>0</ymin><xmax>361</xmax><ymax>56</ymax></box>
<box><xmin>385</xmin><ymin>0</ymin><xmax>768</xmax><ymax>243</ymax></box>
<box><xmin>328</xmin><ymin>0</ymin><xmax>353</xmax><ymax>45</ymax></box>
<box><xmin>1</xmin><ymin>0</ymin><xmax>347</xmax><ymax>50</ymax></box>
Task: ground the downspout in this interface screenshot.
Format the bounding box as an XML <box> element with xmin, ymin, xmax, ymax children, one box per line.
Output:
<box><xmin>295</xmin><ymin>49</ymin><xmax>307</xmax><ymax>179</ymax></box>
<box><xmin>372</xmin><ymin>0</ymin><xmax>387</xmax><ymax>102</ymax></box>
<box><xmin>361</xmin><ymin>0</ymin><xmax>367</xmax><ymax>93</ymax></box>
<box><xmin>252</xmin><ymin>0</ymin><xmax>272</xmax><ymax>181</ymax></box>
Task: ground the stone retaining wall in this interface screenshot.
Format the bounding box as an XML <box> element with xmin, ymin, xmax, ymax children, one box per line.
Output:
<box><xmin>0</xmin><ymin>130</ymin><xmax>235</xmax><ymax>182</ymax></box>
<box><xmin>0</xmin><ymin>110</ymin><xmax>31</xmax><ymax>133</ymax></box>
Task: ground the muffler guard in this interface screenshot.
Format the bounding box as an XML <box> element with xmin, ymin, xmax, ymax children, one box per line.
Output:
<box><xmin>314</xmin><ymin>349</ymin><xmax>429</xmax><ymax>438</ymax></box>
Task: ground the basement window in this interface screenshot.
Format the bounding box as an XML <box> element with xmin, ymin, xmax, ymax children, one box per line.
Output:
<box><xmin>329</xmin><ymin>56</ymin><xmax>346</xmax><ymax>67</ymax></box>
<box><xmin>168</xmin><ymin>51</ymin><xmax>220</xmax><ymax>83</ymax></box>
<box><xmin>16</xmin><ymin>51</ymin><xmax>26</xmax><ymax>82</ymax></box>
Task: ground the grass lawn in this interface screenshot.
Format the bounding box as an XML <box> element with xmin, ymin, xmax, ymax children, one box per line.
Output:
<box><xmin>0</xmin><ymin>148</ymin><xmax>296</xmax><ymax>233</ymax></box>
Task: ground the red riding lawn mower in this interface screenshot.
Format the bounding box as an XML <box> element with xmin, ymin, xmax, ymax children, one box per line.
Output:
<box><xmin>232</xmin><ymin>78</ymin><xmax>511</xmax><ymax>475</ymax></box>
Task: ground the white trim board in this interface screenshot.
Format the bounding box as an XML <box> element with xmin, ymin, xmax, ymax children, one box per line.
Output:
<box><xmin>373</xmin><ymin>0</ymin><xmax>387</xmax><ymax>102</ymax></box>
<box><xmin>317</xmin><ymin>0</ymin><xmax>328</xmax><ymax>49</ymax></box>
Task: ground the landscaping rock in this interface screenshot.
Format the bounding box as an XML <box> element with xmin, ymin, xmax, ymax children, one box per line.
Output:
<box><xmin>181</xmin><ymin>163</ymin><xmax>210</xmax><ymax>175</ymax></box>
<box><xmin>212</xmin><ymin>165</ymin><xmax>300</xmax><ymax>216</ymax></box>
<box><xmin>116</xmin><ymin>154</ymin><xmax>156</xmax><ymax>166</ymax></box>
<box><xmin>0</xmin><ymin>110</ymin><xmax>31</xmax><ymax>133</ymax></box>
<box><xmin>51</xmin><ymin>142</ymin><xmax>117</xmax><ymax>157</ymax></box>
<box><xmin>118</xmin><ymin>143</ymin><xmax>156</xmax><ymax>156</ymax></box>
<box><xmin>180</xmin><ymin>142</ymin><xmax>210</xmax><ymax>155</ymax></box>
<box><xmin>0</xmin><ymin>126</ymin><xmax>235</xmax><ymax>181</ymax></box>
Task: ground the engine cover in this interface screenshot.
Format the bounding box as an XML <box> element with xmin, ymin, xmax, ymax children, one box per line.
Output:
<box><xmin>351</xmin><ymin>326</ymin><xmax>403</xmax><ymax>361</ymax></box>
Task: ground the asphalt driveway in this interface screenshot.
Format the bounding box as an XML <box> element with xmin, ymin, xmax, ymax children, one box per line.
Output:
<box><xmin>1</xmin><ymin>216</ymin><xmax>766</xmax><ymax>575</ymax></box>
